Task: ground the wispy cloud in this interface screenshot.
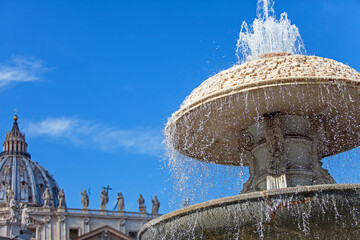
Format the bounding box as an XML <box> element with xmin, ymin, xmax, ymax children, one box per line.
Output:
<box><xmin>26</xmin><ymin>117</ymin><xmax>163</xmax><ymax>155</ymax></box>
<box><xmin>0</xmin><ymin>56</ymin><xmax>48</xmax><ymax>88</ymax></box>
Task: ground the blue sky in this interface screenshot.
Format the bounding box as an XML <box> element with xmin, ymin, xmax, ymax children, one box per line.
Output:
<box><xmin>0</xmin><ymin>0</ymin><xmax>360</xmax><ymax>214</ymax></box>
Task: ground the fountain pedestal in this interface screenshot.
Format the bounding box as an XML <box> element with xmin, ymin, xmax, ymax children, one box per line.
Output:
<box><xmin>240</xmin><ymin>113</ymin><xmax>335</xmax><ymax>193</ymax></box>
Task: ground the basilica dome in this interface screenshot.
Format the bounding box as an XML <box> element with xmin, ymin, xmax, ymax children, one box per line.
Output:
<box><xmin>0</xmin><ymin>115</ymin><xmax>61</xmax><ymax>207</ymax></box>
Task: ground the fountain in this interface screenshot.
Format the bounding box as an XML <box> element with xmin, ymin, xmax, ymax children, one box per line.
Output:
<box><xmin>139</xmin><ymin>1</ymin><xmax>360</xmax><ymax>239</ymax></box>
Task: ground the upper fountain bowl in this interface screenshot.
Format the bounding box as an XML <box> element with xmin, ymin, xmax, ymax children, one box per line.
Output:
<box><xmin>166</xmin><ymin>54</ymin><xmax>360</xmax><ymax>165</ymax></box>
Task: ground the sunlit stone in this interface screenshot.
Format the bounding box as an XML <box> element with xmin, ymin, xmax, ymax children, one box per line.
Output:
<box><xmin>139</xmin><ymin>54</ymin><xmax>360</xmax><ymax>239</ymax></box>
<box><xmin>139</xmin><ymin>0</ymin><xmax>360</xmax><ymax>238</ymax></box>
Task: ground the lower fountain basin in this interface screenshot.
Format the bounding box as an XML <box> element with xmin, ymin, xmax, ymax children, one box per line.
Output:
<box><xmin>139</xmin><ymin>184</ymin><xmax>360</xmax><ymax>239</ymax></box>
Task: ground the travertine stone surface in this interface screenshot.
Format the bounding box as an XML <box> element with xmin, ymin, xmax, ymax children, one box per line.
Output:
<box><xmin>160</xmin><ymin>54</ymin><xmax>360</xmax><ymax>240</ymax></box>
<box><xmin>240</xmin><ymin>114</ymin><xmax>335</xmax><ymax>193</ymax></box>
<box><xmin>166</xmin><ymin>55</ymin><xmax>360</xmax><ymax>165</ymax></box>
<box><xmin>179</xmin><ymin>55</ymin><xmax>360</xmax><ymax>110</ymax></box>
<box><xmin>139</xmin><ymin>184</ymin><xmax>360</xmax><ymax>240</ymax></box>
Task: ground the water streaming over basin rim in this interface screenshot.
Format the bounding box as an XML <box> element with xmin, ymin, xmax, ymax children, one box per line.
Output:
<box><xmin>170</xmin><ymin>55</ymin><xmax>360</xmax><ymax>118</ymax></box>
<box><xmin>165</xmin><ymin>55</ymin><xmax>360</xmax><ymax>165</ymax></box>
<box><xmin>138</xmin><ymin>184</ymin><xmax>360</xmax><ymax>239</ymax></box>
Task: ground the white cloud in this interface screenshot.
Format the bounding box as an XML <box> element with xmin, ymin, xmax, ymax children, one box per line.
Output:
<box><xmin>94</xmin><ymin>128</ymin><xmax>163</xmax><ymax>154</ymax></box>
<box><xmin>26</xmin><ymin>117</ymin><xmax>163</xmax><ymax>155</ymax></box>
<box><xmin>0</xmin><ymin>56</ymin><xmax>48</xmax><ymax>88</ymax></box>
<box><xmin>27</xmin><ymin>118</ymin><xmax>76</xmax><ymax>137</ymax></box>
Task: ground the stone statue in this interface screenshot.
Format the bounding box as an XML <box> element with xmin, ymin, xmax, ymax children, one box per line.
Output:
<box><xmin>5</xmin><ymin>186</ymin><xmax>12</xmax><ymax>205</ymax></box>
<box><xmin>116</xmin><ymin>192</ymin><xmax>125</xmax><ymax>211</ymax></box>
<box><xmin>183</xmin><ymin>198</ymin><xmax>190</xmax><ymax>208</ymax></box>
<box><xmin>138</xmin><ymin>194</ymin><xmax>146</xmax><ymax>213</ymax></box>
<box><xmin>42</xmin><ymin>188</ymin><xmax>52</xmax><ymax>207</ymax></box>
<box><xmin>101</xmin><ymin>229</ymin><xmax>111</xmax><ymax>240</ymax></box>
<box><xmin>21</xmin><ymin>204</ymin><xmax>30</xmax><ymax>230</ymax></box>
<box><xmin>151</xmin><ymin>195</ymin><xmax>160</xmax><ymax>215</ymax></box>
<box><xmin>9</xmin><ymin>196</ymin><xmax>19</xmax><ymax>223</ymax></box>
<box><xmin>81</xmin><ymin>189</ymin><xmax>89</xmax><ymax>208</ymax></box>
<box><xmin>100</xmin><ymin>188</ymin><xmax>109</xmax><ymax>210</ymax></box>
<box><xmin>58</xmin><ymin>188</ymin><xmax>66</xmax><ymax>208</ymax></box>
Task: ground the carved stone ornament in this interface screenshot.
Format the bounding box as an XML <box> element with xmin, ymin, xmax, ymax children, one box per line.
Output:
<box><xmin>240</xmin><ymin>152</ymin><xmax>256</xmax><ymax>194</ymax></box>
<box><xmin>44</xmin><ymin>216</ymin><xmax>51</xmax><ymax>224</ymax></box>
<box><xmin>265</xmin><ymin>114</ymin><xmax>284</xmax><ymax>157</ymax></box>
<box><xmin>57</xmin><ymin>216</ymin><xmax>66</xmax><ymax>223</ymax></box>
<box><xmin>119</xmin><ymin>219</ymin><xmax>126</xmax><ymax>226</ymax></box>
<box><xmin>238</xmin><ymin>131</ymin><xmax>254</xmax><ymax>151</ymax></box>
<box><xmin>264</xmin><ymin>113</ymin><xmax>287</xmax><ymax>176</ymax></box>
<box><xmin>101</xmin><ymin>229</ymin><xmax>111</xmax><ymax>240</ymax></box>
<box><xmin>310</xmin><ymin>116</ymin><xmax>336</xmax><ymax>185</ymax></box>
<box><xmin>83</xmin><ymin>217</ymin><xmax>90</xmax><ymax>225</ymax></box>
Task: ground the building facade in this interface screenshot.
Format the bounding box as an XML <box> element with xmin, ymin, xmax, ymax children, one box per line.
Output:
<box><xmin>0</xmin><ymin>116</ymin><xmax>158</xmax><ymax>240</ymax></box>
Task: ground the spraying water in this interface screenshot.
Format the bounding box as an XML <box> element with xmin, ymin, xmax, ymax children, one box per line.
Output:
<box><xmin>164</xmin><ymin>0</ymin><xmax>360</xmax><ymax>212</ymax></box>
<box><xmin>138</xmin><ymin>0</ymin><xmax>360</xmax><ymax>239</ymax></box>
<box><xmin>236</xmin><ymin>0</ymin><xmax>306</xmax><ymax>63</ymax></box>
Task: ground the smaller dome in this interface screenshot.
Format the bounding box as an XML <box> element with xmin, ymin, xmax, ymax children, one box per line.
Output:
<box><xmin>0</xmin><ymin>116</ymin><xmax>61</xmax><ymax>207</ymax></box>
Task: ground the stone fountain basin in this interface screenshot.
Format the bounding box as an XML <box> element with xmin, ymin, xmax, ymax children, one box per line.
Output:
<box><xmin>138</xmin><ymin>184</ymin><xmax>360</xmax><ymax>239</ymax></box>
<box><xmin>166</xmin><ymin>55</ymin><xmax>360</xmax><ymax>165</ymax></box>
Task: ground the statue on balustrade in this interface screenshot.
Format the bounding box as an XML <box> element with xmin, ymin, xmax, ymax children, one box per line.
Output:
<box><xmin>100</xmin><ymin>188</ymin><xmax>109</xmax><ymax>211</ymax></box>
<box><xmin>58</xmin><ymin>188</ymin><xmax>66</xmax><ymax>208</ymax></box>
<box><xmin>21</xmin><ymin>204</ymin><xmax>30</xmax><ymax>230</ymax></box>
<box><xmin>81</xmin><ymin>189</ymin><xmax>89</xmax><ymax>209</ymax></box>
<box><xmin>116</xmin><ymin>192</ymin><xmax>125</xmax><ymax>211</ymax></box>
<box><xmin>151</xmin><ymin>195</ymin><xmax>160</xmax><ymax>215</ymax></box>
<box><xmin>9</xmin><ymin>196</ymin><xmax>19</xmax><ymax>223</ymax></box>
<box><xmin>138</xmin><ymin>194</ymin><xmax>146</xmax><ymax>213</ymax></box>
<box><xmin>42</xmin><ymin>188</ymin><xmax>52</xmax><ymax>207</ymax></box>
